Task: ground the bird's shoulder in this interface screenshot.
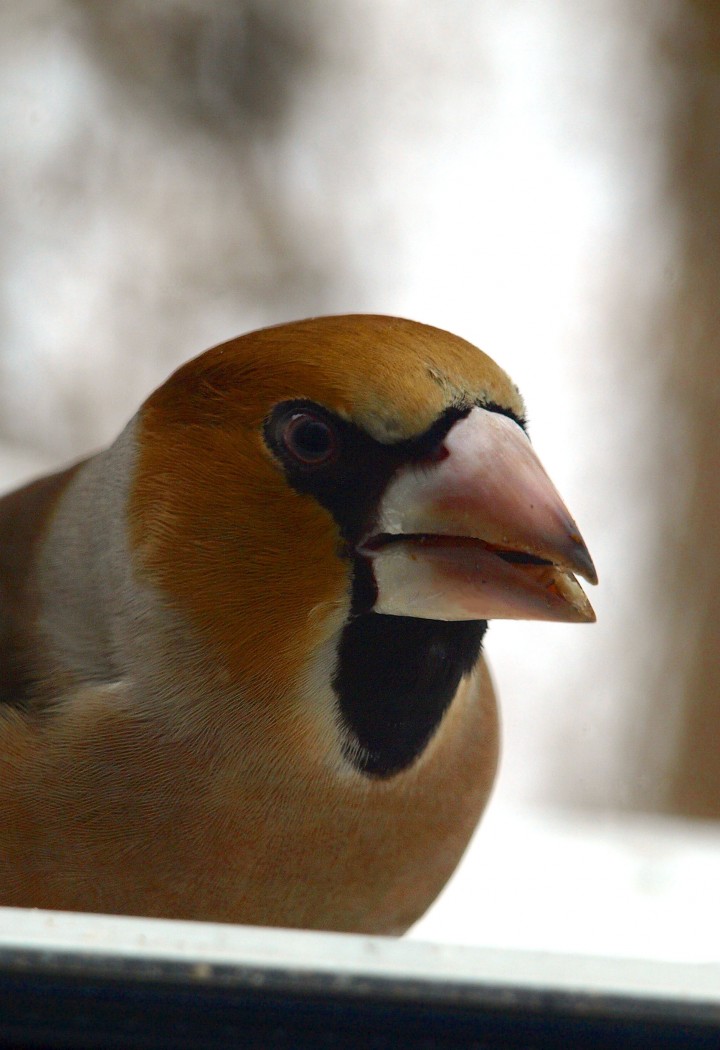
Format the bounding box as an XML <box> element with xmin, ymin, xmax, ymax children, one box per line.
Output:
<box><xmin>0</xmin><ymin>464</ymin><xmax>84</xmax><ymax>705</ymax></box>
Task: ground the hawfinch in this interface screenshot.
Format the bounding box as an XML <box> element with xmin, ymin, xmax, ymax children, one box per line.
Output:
<box><xmin>0</xmin><ymin>315</ymin><xmax>595</xmax><ymax>934</ymax></box>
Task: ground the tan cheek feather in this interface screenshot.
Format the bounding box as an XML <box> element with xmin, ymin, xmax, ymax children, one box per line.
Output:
<box><xmin>129</xmin><ymin>413</ymin><xmax>350</xmax><ymax>714</ymax></box>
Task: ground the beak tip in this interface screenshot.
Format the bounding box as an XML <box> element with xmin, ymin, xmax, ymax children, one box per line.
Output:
<box><xmin>571</xmin><ymin>593</ymin><xmax>597</xmax><ymax>624</ymax></box>
<box><xmin>568</xmin><ymin>534</ymin><xmax>598</xmax><ymax>586</ymax></box>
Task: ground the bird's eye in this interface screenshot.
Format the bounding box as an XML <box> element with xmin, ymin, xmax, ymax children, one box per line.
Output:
<box><xmin>281</xmin><ymin>412</ymin><xmax>337</xmax><ymax>466</ymax></box>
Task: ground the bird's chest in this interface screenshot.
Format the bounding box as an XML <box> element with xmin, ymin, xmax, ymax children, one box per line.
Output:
<box><xmin>181</xmin><ymin>661</ymin><xmax>498</xmax><ymax>934</ymax></box>
<box><xmin>0</xmin><ymin>663</ymin><xmax>496</xmax><ymax>935</ymax></box>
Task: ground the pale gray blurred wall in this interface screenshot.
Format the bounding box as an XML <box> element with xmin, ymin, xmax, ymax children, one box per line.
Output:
<box><xmin>651</xmin><ymin>0</ymin><xmax>720</xmax><ymax>819</ymax></box>
<box><xmin>0</xmin><ymin>1</ymin><xmax>378</xmax><ymax>462</ymax></box>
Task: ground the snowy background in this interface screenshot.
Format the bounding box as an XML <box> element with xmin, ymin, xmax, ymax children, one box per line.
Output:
<box><xmin>2</xmin><ymin>1</ymin><xmax>719</xmax><ymax>963</ymax></box>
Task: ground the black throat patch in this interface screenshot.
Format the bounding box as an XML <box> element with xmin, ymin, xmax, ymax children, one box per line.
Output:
<box><xmin>333</xmin><ymin>613</ymin><xmax>486</xmax><ymax>778</ymax></box>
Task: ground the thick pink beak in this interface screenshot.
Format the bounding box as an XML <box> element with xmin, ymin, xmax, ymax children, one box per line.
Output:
<box><xmin>359</xmin><ymin>407</ymin><xmax>597</xmax><ymax>623</ymax></box>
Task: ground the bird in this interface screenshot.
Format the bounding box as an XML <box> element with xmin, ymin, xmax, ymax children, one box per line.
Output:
<box><xmin>0</xmin><ymin>314</ymin><xmax>596</xmax><ymax>935</ymax></box>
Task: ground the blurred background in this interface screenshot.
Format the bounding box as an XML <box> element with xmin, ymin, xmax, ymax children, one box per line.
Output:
<box><xmin>1</xmin><ymin>0</ymin><xmax>719</xmax><ymax>961</ymax></box>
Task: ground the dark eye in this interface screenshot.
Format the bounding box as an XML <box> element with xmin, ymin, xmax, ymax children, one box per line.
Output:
<box><xmin>281</xmin><ymin>412</ymin><xmax>337</xmax><ymax>466</ymax></box>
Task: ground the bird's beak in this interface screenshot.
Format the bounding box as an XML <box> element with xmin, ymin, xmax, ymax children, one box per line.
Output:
<box><xmin>359</xmin><ymin>407</ymin><xmax>597</xmax><ymax>623</ymax></box>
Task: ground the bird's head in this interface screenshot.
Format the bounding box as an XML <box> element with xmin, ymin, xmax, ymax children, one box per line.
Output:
<box><xmin>129</xmin><ymin>315</ymin><xmax>596</xmax><ymax>770</ymax></box>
